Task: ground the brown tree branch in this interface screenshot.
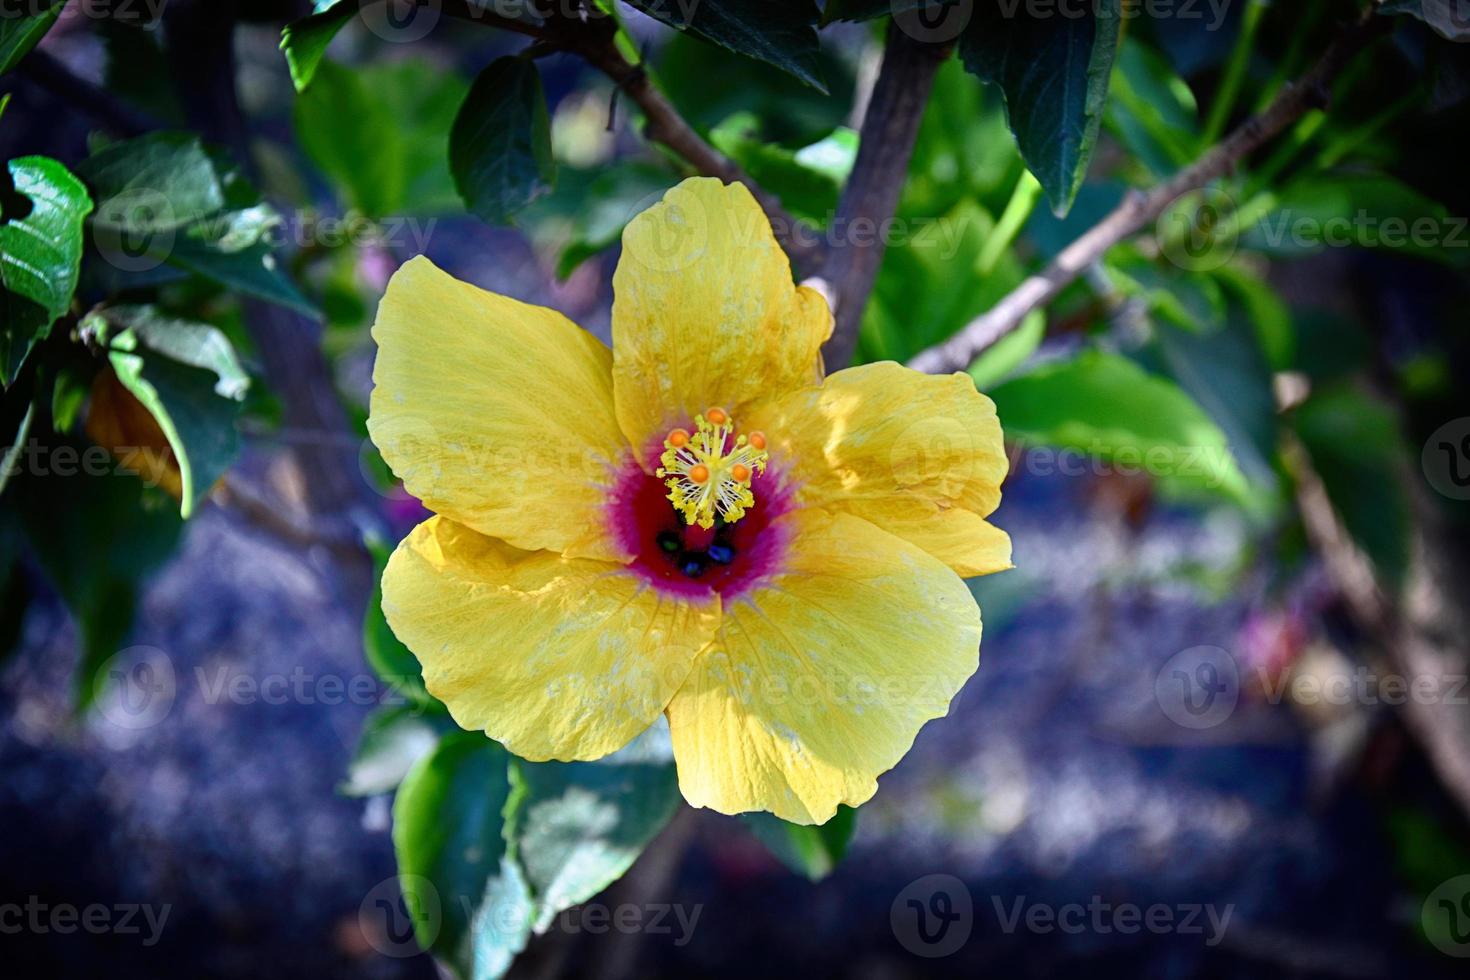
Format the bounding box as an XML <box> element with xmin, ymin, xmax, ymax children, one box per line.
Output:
<box><xmin>1288</xmin><ymin>436</ymin><xmax>1470</xmax><ymax>821</ymax></box>
<box><xmin>906</xmin><ymin>2</ymin><xmax>1391</xmax><ymax>375</ymax></box>
<box><xmin>559</xmin><ymin>15</ymin><xmax>826</xmax><ymax>274</ymax></box>
<box><xmin>818</xmin><ymin>21</ymin><xmax>951</xmax><ymax>370</ymax></box>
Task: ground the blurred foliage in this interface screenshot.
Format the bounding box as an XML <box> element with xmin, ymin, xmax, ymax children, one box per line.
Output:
<box><xmin>3</xmin><ymin>1</ymin><xmax>1469</xmax><ymax>976</ymax></box>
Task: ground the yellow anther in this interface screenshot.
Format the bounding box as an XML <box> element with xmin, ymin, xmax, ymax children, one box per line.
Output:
<box><xmin>657</xmin><ymin>410</ymin><xmax>770</xmax><ymax>529</ymax></box>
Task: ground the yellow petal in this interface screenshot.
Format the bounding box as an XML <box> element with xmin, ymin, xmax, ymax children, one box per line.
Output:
<box><xmin>369</xmin><ymin>256</ymin><xmax>630</xmax><ymax>560</ymax></box>
<box><xmin>612</xmin><ymin>177</ymin><xmax>832</xmax><ymax>454</ymax></box>
<box><xmin>749</xmin><ymin>361</ymin><xmax>1012</xmax><ymax>577</ymax></box>
<box><xmin>666</xmin><ymin>509</ymin><xmax>981</xmax><ymax>824</ymax></box>
<box><xmin>383</xmin><ymin>516</ymin><xmax>719</xmax><ymax>761</ymax></box>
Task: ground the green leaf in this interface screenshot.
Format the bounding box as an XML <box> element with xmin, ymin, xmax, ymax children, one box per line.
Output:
<box><xmin>709</xmin><ymin>115</ymin><xmax>855</xmax><ymax>224</ymax></box>
<box><xmin>624</xmin><ymin>0</ymin><xmax>826</xmax><ymax>91</ymax></box>
<box><xmin>79</xmin><ymin>132</ymin><xmax>227</xmax><ymax>232</ymax></box>
<box><xmin>77</xmin><ymin>133</ymin><xmax>314</xmax><ymax>314</ymax></box>
<box><xmin>522</xmin><ymin>164</ymin><xmax>674</xmax><ymax>279</ymax></box>
<box><xmin>0</xmin><ymin>396</ymin><xmax>34</xmax><ymax>497</ymax></box>
<box><xmin>281</xmin><ymin>0</ymin><xmax>357</xmax><ymax>92</ymax></box>
<box><xmin>508</xmin><ymin>722</ymin><xmax>680</xmax><ymax>932</ymax></box>
<box><xmin>958</xmin><ymin>0</ymin><xmax>1121</xmax><ymax>215</ymax></box>
<box><xmin>1212</xmin><ymin>263</ymin><xmax>1294</xmax><ymax>371</ymax></box>
<box><xmin>656</xmin><ymin>28</ymin><xmax>854</xmax><ymax>147</ymax></box>
<box><xmin>393</xmin><ymin>732</ymin><xmax>532</xmax><ymax>980</ymax></box>
<box><xmin>0</xmin><ymin>0</ymin><xmax>65</xmax><ymax>75</ymax></box>
<box><xmin>903</xmin><ymin>57</ymin><xmax>1022</xmax><ymax>220</ymax></box>
<box><xmin>9</xmin><ymin>435</ymin><xmax>183</xmax><ymax>708</ymax></box>
<box><xmin>1152</xmin><ymin>310</ymin><xmax>1280</xmax><ymax>497</ymax></box>
<box><xmin>1105</xmin><ymin>36</ymin><xmax>1200</xmax><ymax>178</ymax></box>
<box><xmin>1</xmin><ymin>292</ymin><xmax>52</xmax><ymax>388</ymax></box>
<box><xmin>860</xmin><ymin>196</ymin><xmax>1036</xmax><ymax>363</ymax></box>
<box><xmin>1380</xmin><ymin>0</ymin><xmax>1470</xmax><ymax>41</ymax></box>
<box><xmin>450</xmin><ymin>57</ymin><xmax>555</xmax><ymax>225</ymax></box>
<box><xmin>364</xmin><ymin>535</ymin><xmax>436</xmax><ymax>708</ymax></box>
<box><xmin>296</xmin><ymin>58</ymin><xmax>468</xmax><ymax>219</ymax></box>
<box><xmin>341</xmin><ymin>704</ymin><xmax>452</xmax><ymax>797</ymax></box>
<box><xmin>1241</xmin><ymin>173</ymin><xmax>1464</xmax><ymax>265</ymax></box>
<box><xmin>742</xmin><ymin>805</ymin><xmax>858</xmax><ymax>881</ymax></box>
<box><xmin>87</xmin><ymin>305</ymin><xmax>248</xmax><ymax>518</ymax></box>
<box><xmin>1</xmin><ymin>156</ymin><xmax>94</xmax><ymax>319</ymax></box>
<box><xmin>990</xmin><ymin>350</ymin><xmax>1251</xmax><ymax>503</ymax></box>
<box><xmin>1292</xmin><ymin>385</ymin><xmax>1411</xmax><ymax>592</ymax></box>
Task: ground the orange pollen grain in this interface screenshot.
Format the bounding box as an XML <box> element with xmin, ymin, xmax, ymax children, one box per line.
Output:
<box><xmin>705</xmin><ymin>406</ymin><xmax>728</xmax><ymax>426</ymax></box>
<box><xmin>688</xmin><ymin>464</ymin><xmax>711</xmax><ymax>484</ymax></box>
<box><xmin>731</xmin><ymin>464</ymin><xmax>751</xmax><ymax>483</ymax></box>
<box><xmin>747</xmin><ymin>431</ymin><xmax>766</xmax><ymax>450</ymax></box>
<box><xmin>667</xmin><ymin>428</ymin><xmax>690</xmax><ymax>448</ymax></box>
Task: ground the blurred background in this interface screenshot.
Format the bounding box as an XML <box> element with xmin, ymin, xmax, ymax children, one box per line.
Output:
<box><xmin>3</xmin><ymin>1</ymin><xmax>1469</xmax><ymax>977</ymax></box>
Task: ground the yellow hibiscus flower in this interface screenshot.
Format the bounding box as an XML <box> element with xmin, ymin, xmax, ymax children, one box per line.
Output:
<box><xmin>368</xmin><ymin>177</ymin><xmax>1012</xmax><ymax>825</ymax></box>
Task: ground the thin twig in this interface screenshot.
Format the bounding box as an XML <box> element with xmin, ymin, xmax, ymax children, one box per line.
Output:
<box><xmin>906</xmin><ymin>2</ymin><xmax>1391</xmax><ymax>375</ymax></box>
<box><xmin>561</xmin><ymin>15</ymin><xmax>825</xmax><ymax>273</ymax></box>
<box><xmin>818</xmin><ymin>21</ymin><xmax>951</xmax><ymax>369</ymax></box>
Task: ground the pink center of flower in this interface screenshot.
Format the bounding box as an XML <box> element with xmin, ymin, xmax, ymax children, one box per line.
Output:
<box><xmin>608</xmin><ymin>413</ymin><xmax>790</xmax><ymax>600</ymax></box>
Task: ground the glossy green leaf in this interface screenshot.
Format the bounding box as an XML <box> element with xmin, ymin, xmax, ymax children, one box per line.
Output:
<box><xmin>77</xmin><ymin>133</ymin><xmax>314</xmax><ymax>314</ymax></box>
<box><xmin>656</xmin><ymin>29</ymin><xmax>854</xmax><ymax>147</ymax></box>
<box><xmin>624</xmin><ymin>0</ymin><xmax>826</xmax><ymax>91</ymax></box>
<box><xmin>90</xmin><ymin>306</ymin><xmax>249</xmax><ymax>518</ymax></box>
<box><xmin>508</xmin><ymin>722</ymin><xmax>680</xmax><ymax>932</ymax></box>
<box><xmin>1</xmin><ymin>156</ymin><xmax>93</xmax><ymax>333</ymax></box>
<box><xmin>297</xmin><ymin>59</ymin><xmax>468</xmax><ymax>218</ymax></box>
<box><xmin>742</xmin><ymin>805</ymin><xmax>858</xmax><ymax>881</ymax></box>
<box><xmin>450</xmin><ymin>57</ymin><xmax>555</xmax><ymax>225</ymax></box>
<box><xmin>990</xmin><ymin>350</ymin><xmax>1251</xmax><ymax>503</ymax></box>
<box><xmin>341</xmin><ymin>704</ymin><xmax>452</xmax><ymax>797</ymax></box>
<box><xmin>0</xmin><ymin>0</ymin><xmax>65</xmax><ymax>75</ymax></box>
<box><xmin>958</xmin><ymin>0</ymin><xmax>1121</xmax><ymax>215</ymax></box>
<box><xmin>393</xmin><ymin>732</ymin><xmax>532</xmax><ymax>980</ymax></box>
<box><xmin>281</xmin><ymin>0</ymin><xmax>357</xmax><ymax>92</ymax></box>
